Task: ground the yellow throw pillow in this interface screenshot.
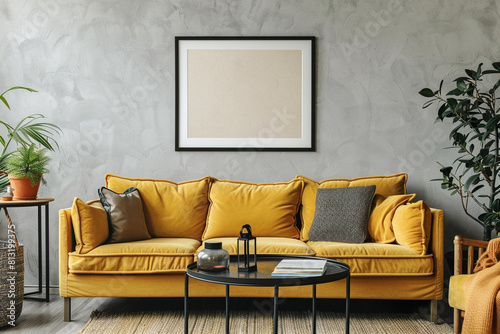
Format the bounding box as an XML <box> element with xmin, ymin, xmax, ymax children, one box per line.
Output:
<box><xmin>71</xmin><ymin>198</ymin><xmax>109</xmax><ymax>254</ymax></box>
<box><xmin>392</xmin><ymin>201</ymin><xmax>432</xmax><ymax>255</ymax></box>
<box><xmin>367</xmin><ymin>194</ymin><xmax>416</xmax><ymax>243</ymax></box>
<box><xmin>203</xmin><ymin>179</ymin><xmax>303</xmax><ymax>240</ymax></box>
<box><xmin>105</xmin><ymin>174</ymin><xmax>210</xmax><ymax>240</ymax></box>
<box><xmin>297</xmin><ymin>173</ymin><xmax>408</xmax><ymax>242</ymax></box>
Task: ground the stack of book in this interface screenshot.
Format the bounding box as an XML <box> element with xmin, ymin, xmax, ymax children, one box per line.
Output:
<box><xmin>271</xmin><ymin>259</ymin><xmax>327</xmax><ymax>277</ymax></box>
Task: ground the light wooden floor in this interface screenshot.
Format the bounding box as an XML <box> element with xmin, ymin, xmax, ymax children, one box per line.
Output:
<box><xmin>4</xmin><ymin>294</ymin><xmax>112</xmax><ymax>333</ymax></box>
<box><xmin>3</xmin><ymin>293</ymin><xmax>453</xmax><ymax>333</ymax></box>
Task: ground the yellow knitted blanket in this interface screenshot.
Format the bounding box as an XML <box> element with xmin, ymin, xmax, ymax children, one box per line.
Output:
<box><xmin>463</xmin><ymin>237</ymin><xmax>500</xmax><ymax>334</ymax></box>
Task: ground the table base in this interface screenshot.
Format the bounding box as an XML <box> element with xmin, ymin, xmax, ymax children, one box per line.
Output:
<box><xmin>184</xmin><ymin>274</ymin><xmax>350</xmax><ymax>334</ymax></box>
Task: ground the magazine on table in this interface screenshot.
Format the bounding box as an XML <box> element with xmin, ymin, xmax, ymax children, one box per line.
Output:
<box><xmin>272</xmin><ymin>259</ymin><xmax>327</xmax><ymax>277</ymax></box>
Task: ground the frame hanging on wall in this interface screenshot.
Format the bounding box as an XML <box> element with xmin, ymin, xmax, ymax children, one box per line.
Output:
<box><xmin>175</xmin><ymin>36</ymin><xmax>315</xmax><ymax>151</ymax></box>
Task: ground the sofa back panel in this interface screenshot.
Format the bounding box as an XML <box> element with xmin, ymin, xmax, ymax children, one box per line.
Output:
<box><xmin>297</xmin><ymin>173</ymin><xmax>408</xmax><ymax>242</ymax></box>
<box><xmin>202</xmin><ymin>179</ymin><xmax>303</xmax><ymax>240</ymax></box>
<box><xmin>105</xmin><ymin>174</ymin><xmax>210</xmax><ymax>240</ymax></box>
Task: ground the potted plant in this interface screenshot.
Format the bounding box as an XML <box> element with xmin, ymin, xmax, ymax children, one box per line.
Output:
<box><xmin>0</xmin><ymin>86</ymin><xmax>60</xmax><ymax>189</ymax></box>
<box><xmin>419</xmin><ymin>62</ymin><xmax>500</xmax><ymax>240</ymax></box>
<box><xmin>0</xmin><ymin>86</ymin><xmax>58</xmax><ymax>326</ymax></box>
<box><xmin>4</xmin><ymin>144</ymin><xmax>49</xmax><ymax>200</ymax></box>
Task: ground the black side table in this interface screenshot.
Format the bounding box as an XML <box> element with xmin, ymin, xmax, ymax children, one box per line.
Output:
<box><xmin>0</xmin><ymin>197</ymin><xmax>54</xmax><ymax>302</ymax></box>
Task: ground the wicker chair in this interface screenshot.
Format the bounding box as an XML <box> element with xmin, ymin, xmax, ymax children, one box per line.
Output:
<box><xmin>449</xmin><ymin>235</ymin><xmax>489</xmax><ymax>334</ymax></box>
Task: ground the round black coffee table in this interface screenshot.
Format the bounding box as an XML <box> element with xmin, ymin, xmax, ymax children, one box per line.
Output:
<box><xmin>184</xmin><ymin>254</ymin><xmax>350</xmax><ymax>334</ymax></box>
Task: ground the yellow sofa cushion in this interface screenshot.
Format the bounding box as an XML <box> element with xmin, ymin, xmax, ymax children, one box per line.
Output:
<box><xmin>367</xmin><ymin>194</ymin><xmax>416</xmax><ymax>243</ymax></box>
<box><xmin>105</xmin><ymin>174</ymin><xmax>210</xmax><ymax>240</ymax></box>
<box><xmin>202</xmin><ymin>179</ymin><xmax>303</xmax><ymax>240</ymax></box>
<box><xmin>307</xmin><ymin>241</ymin><xmax>433</xmax><ymax>276</ymax></box>
<box><xmin>297</xmin><ymin>173</ymin><xmax>408</xmax><ymax>241</ymax></box>
<box><xmin>199</xmin><ymin>237</ymin><xmax>315</xmax><ymax>256</ymax></box>
<box><xmin>71</xmin><ymin>198</ymin><xmax>109</xmax><ymax>254</ymax></box>
<box><xmin>449</xmin><ymin>274</ymin><xmax>471</xmax><ymax>310</ymax></box>
<box><xmin>68</xmin><ymin>238</ymin><xmax>201</xmax><ymax>274</ymax></box>
<box><xmin>392</xmin><ymin>201</ymin><xmax>432</xmax><ymax>255</ymax></box>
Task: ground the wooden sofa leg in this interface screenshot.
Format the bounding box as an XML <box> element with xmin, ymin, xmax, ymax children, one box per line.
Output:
<box><xmin>453</xmin><ymin>307</ymin><xmax>461</xmax><ymax>334</ymax></box>
<box><xmin>430</xmin><ymin>300</ymin><xmax>438</xmax><ymax>323</ymax></box>
<box><xmin>64</xmin><ymin>297</ymin><xmax>71</xmax><ymax>322</ymax></box>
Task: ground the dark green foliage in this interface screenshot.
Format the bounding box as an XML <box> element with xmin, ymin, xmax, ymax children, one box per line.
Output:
<box><xmin>420</xmin><ymin>62</ymin><xmax>500</xmax><ymax>240</ymax></box>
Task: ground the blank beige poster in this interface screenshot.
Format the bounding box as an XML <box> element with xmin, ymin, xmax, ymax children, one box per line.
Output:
<box><xmin>187</xmin><ymin>49</ymin><xmax>302</xmax><ymax>139</ymax></box>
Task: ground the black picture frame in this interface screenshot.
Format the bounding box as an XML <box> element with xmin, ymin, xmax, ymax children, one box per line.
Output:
<box><xmin>175</xmin><ymin>36</ymin><xmax>316</xmax><ymax>151</ymax></box>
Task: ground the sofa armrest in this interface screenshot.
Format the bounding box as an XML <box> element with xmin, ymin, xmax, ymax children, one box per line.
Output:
<box><xmin>59</xmin><ymin>207</ymin><xmax>74</xmax><ymax>296</ymax></box>
<box><xmin>429</xmin><ymin>208</ymin><xmax>444</xmax><ymax>300</ymax></box>
<box><xmin>453</xmin><ymin>235</ymin><xmax>488</xmax><ymax>275</ymax></box>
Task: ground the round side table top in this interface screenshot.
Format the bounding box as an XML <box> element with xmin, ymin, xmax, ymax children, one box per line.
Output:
<box><xmin>0</xmin><ymin>197</ymin><xmax>54</xmax><ymax>206</ymax></box>
<box><xmin>187</xmin><ymin>254</ymin><xmax>350</xmax><ymax>287</ymax></box>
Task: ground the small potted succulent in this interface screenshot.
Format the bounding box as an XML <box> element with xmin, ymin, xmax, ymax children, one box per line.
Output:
<box><xmin>4</xmin><ymin>144</ymin><xmax>50</xmax><ymax>200</ymax></box>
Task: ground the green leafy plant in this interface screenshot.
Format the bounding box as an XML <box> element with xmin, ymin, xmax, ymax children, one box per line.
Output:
<box><xmin>419</xmin><ymin>62</ymin><xmax>500</xmax><ymax>240</ymax></box>
<box><xmin>5</xmin><ymin>144</ymin><xmax>50</xmax><ymax>186</ymax></box>
<box><xmin>0</xmin><ymin>86</ymin><xmax>60</xmax><ymax>188</ymax></box>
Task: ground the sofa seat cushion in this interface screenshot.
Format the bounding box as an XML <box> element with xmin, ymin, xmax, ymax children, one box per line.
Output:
<box><xmin>199</xmin><ymin>237</ymin><xmax>315</xmax><ymax>256</ymax></box>
<box><xmin>68</xmin><ymin>238</ymin><xmax>201</xmax><ymax>274</ymax></box>
<box><xmin>307</xmin><ymin>241</ymin><xmax>433</xmax><ymax>276</ymax></box>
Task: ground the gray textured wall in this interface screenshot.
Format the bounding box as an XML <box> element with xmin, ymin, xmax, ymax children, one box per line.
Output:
<box><xmin>0</xmin><ymin>0</ymin><xmax>499</xmax><ymax>286</ymax></box>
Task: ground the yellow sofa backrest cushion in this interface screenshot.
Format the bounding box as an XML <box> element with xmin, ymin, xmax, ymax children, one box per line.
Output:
<box><xmin>202</xmin><ymin>179</ymin><xmax>303</xmax><ymax>240</ymax></box>
<box><xmin>71</xmin><ymin>198</ymin><xmax>109</xmax><ymax>254</ymax></box>
<box><xmin>105</xmin><ymin>174</ymin><xmax>210</xmax><ymax>240</ymax></box>
<box><xmin>297</xmin><ymin>173</ymin><xmax>408</xmax><ymax>242</ymax></box>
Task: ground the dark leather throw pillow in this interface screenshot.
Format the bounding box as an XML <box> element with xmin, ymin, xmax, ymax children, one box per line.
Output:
<box><xmin>98</xmin><ymin>187</ymin><xmax>151</xmax><ymax>243</ymax></box>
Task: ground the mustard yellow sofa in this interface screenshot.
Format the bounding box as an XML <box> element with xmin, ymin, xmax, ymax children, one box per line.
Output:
<box><xmin>59</xmin><ymin>173</ymin><xmax>444</xmax><ymax>322</ymax></box>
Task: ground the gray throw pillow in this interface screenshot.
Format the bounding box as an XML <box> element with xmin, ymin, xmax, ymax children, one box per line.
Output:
<box><xmin>98</xmin><ymin>187</ymin><xmax>151</xmax><ymax>243</ymax></box>
<box><xmin>308</xmin><ymin>186</ymin><xmax>376</xmax><ymax>243</ymax></box>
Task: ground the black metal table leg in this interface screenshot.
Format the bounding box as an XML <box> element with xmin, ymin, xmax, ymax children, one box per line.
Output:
<box><xmin>273</xmin><ymin>286</ymin><xmax>279</xmax><ymax>334</ymax></box>
<box><xmin>226</xmin><ymin>284</ymin><xmax>230</xmax><ymax>334</ymax></box>
<box><xmin>184</xmin><ymin>273</ymin><xmax>189</xmax><ymax>334</ymax></box>
<box><xmin>346</xmin><ymin>273</ymin><xmax>350</xmax><ymax>334</ymax></box>
<box><xmin>38</xmin><ymin>205</ymin><xmax>42</xmax><ymax>294</ymax></box>
<box><xmin>44</xmin><ymin>204</ymin><xmax>50</xmax><ymax>302</ymax></box>
<box><xmin>312</xmin><ymin>284</ymin><xmax>316</xmax><ymax>334</ymax></box>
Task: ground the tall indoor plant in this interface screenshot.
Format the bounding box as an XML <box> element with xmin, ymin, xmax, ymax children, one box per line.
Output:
<box><xmin>419</xmin><ymin>62</ymin><xmax>500</xmax><ymax>240</ymax></box>
<box><xmin>0</xmin><ymin>86</ymin><xmax>60</xmax><ymax>188</ymax></box>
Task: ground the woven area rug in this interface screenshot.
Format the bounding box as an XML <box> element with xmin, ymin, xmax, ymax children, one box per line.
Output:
<box><xmin>79</xmin><ymin>310</ymin><xmax>453</xmax><ymax>334</ymax></box>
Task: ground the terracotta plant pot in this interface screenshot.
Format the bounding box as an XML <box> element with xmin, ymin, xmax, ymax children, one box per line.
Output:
<box><xmin>8</xmin><ymin>175</ymin><xmax>41</xmax><ymax>200</ymax></box>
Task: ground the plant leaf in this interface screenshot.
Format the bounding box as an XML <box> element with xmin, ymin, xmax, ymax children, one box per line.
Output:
<box><xmin>464</xmin><ymin>173</ymin><xmax>480</xmax><ymax>190</ymax></box>
<box><xmin>0</xmin><ymin>96</ymin><xmax>10</xmax><ymax>109</ymax></box>
<box><xmin>489</xmin><ymin>78</ymin><xmax>500</xmax><ymax>94</ymax></box>
<box><xmin>419</xmin><ymin>88</ymin><xmax>435</xmax><ymax>97</ymax></box>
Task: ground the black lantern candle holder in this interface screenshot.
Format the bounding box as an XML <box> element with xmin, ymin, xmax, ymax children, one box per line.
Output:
<box><xmin>237</xmin><ymin>224</ymin><xmax>257</xmax><ymax>272</ymax></box>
